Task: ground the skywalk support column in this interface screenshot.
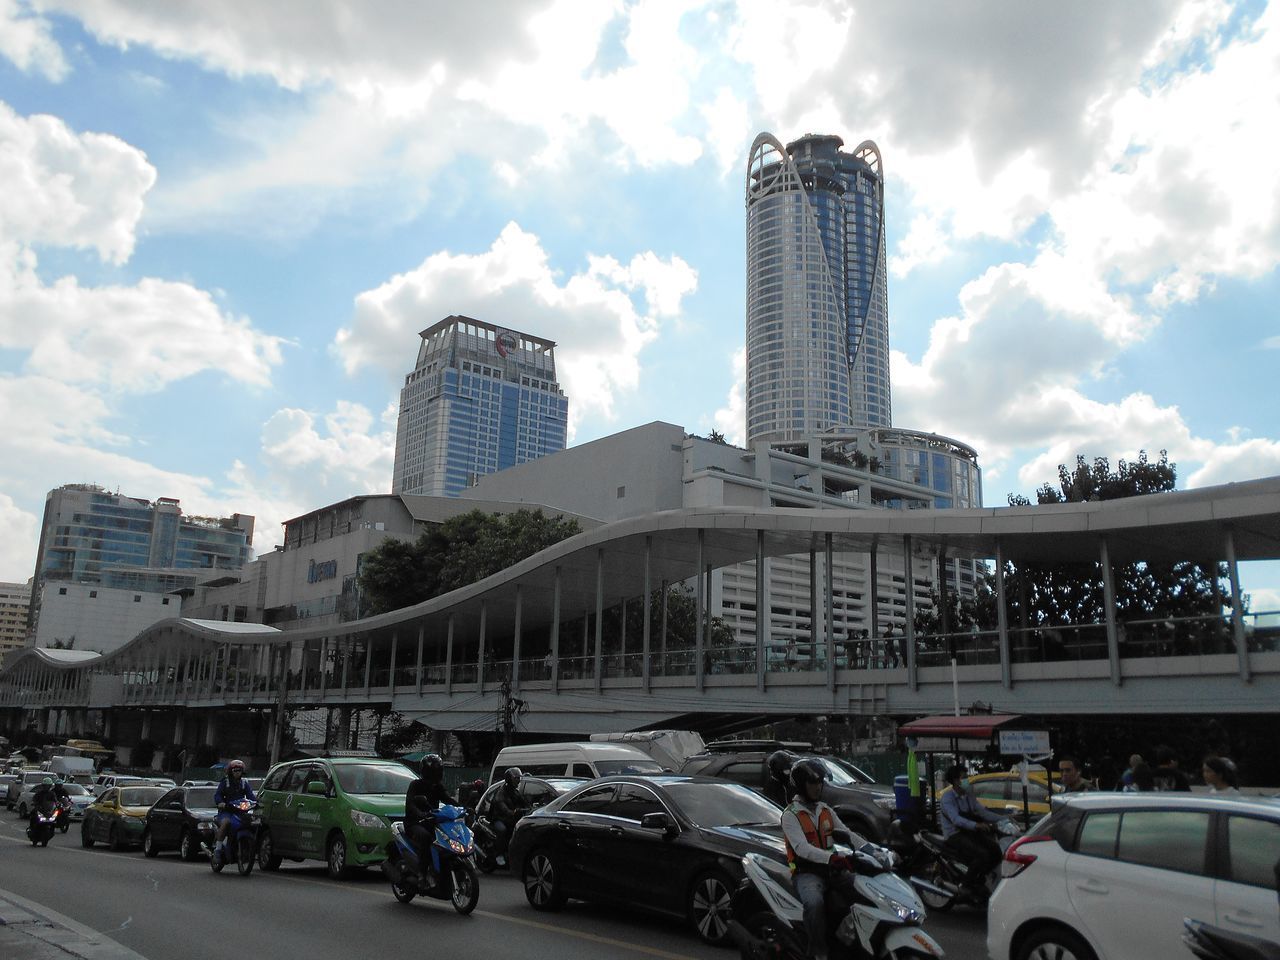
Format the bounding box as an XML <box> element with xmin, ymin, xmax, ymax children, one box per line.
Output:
<box><xmin>551</xmin><ymin>568</ymin><xmax>561</xmax><ymax>694</ymax></box>
<box><xmin>809</xmin><ymin>550</ymin><xmax>819</xmax><ymax>670</ymax></box>
<box><xmin>445</xmin><ymin>616</ymin><xmax>455</xmax><ymax>695</ymax></box>
<box><xmin>869</xmin><ymin>541</ymin><xmax>880</xmax><ymax>659</ymax></box>
<box><xmin>512</xmin><ymin>585</ymin><xmax>523</xmax><ymax>693</ymax></box>
<box><xmin>755</xmin><ymin>530</ymin><xmax>767</xmax><ymax>691</ymax></box>
<box><xmin>594</xmin><ymin>550</ymin><xmax>604</xmax><ymax>692</ymax></box>
<box><xmin>695</xmin><ymin>529</ymin><xmax>706</xmax><ymax>692</ymax></box>
<box><xmin>820</xmin><ymin>535</ymin><xmax>832</xmax><ymax>691</ymax></box>
<box><xmin>478</xmin><ymin>602</ymin><xmax>488</xmax><ymax>695</ymax></box>
<box><xmin>995</xmin><ymin>540</ymin><xmax>1012</xmax><ymax>689</ymax></box>
<box><xmin>660</xmin><ymin>579</ymin><xmax>669</xmax><ymax>674</ymax></box>
<box><xmin>415</xmin><ymin>626</ymin><xmax>425</xmax><ymax>696</ymax></box>
<box><xmin>1224</xmin><ymin>528</ymin><xmax>1250</xmax><ymax>681</ymax></box>
<box><xmin>1099</xmin><ymin>537</ymin><xmax>1122</xmax><ymax>686</ymax></box>
<box><xmin>904</xmin><ymin>535</ymin><xmax>918</xmax><ymax>692</ymax></box>
<box><xmin>388</xmin><ymin>632</ymin><xmax>399</xmax><ymax>693</ymax></box>
<box><xmin>642</xmin><ymin>540</ymin><xmax>651</xmax><ymax>693</ymax></box>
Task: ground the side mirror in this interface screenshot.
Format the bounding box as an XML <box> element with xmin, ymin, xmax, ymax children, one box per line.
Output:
<box><xmin>640</xmin><ymin>812</ymin><xmax>676</xmax><ymax>835</ymax></box>
<box><xmin>305</xmin><ymin>781</ymin><xmax>328</xmax><ymax>796</ymax></box>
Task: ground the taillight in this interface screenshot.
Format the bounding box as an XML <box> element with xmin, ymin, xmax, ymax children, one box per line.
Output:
<box><xmin>1001</xmin><ymin>835</ymin><xmax>1051</xmax><ymax>878</ymax></box>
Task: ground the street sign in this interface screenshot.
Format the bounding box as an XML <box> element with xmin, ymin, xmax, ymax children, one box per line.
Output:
<box><xmin>999</xmin><ymin>729</ymin><xmax>1051</xmax><ymax>756</ymax></box>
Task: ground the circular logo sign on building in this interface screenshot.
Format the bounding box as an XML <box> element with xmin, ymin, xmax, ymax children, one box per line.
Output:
<box><xmin>494</xmin><ymin>329</ymin><xmax>518</xmax><ymax>358</ymax></box>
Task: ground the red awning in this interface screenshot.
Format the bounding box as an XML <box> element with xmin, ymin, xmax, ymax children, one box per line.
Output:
<box><xmin>898</xmin><ymin>714</ymin><xmax>1023</xmax><ymax>739</ymax></box>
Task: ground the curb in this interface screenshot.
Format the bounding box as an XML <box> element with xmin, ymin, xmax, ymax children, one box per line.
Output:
<box><xmin>0</xmin><ymin>886</ymin><xmax>150</xmax><ymax>960</ymax></box>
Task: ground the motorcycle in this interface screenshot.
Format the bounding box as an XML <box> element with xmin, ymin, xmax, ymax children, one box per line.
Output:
<box><xmin>54</xmin><ymin>797</ymin><xmax>73</xmax><ymax>834</ymax></box>
<box><xmin>382</xmin><ymin>805</ymin><xmax>480</xmax><ymax>915</ymax></box>
<box><xmin>1183</xmin><ymin>918</ymin><xmax>1280</xmax><ymax>960</ymax></box>
<box><xmin>27</xmin><ymin>801</ymin><xmax>59</xmax><ymax>846</ymax></box>
<box><xmin>910</xmin><ymin>819</ymin><xmax>1020</xmax><ymax>911</ymax></box>
<box><xmin>209</xmin><ymin>799</ymin><xmax>260</xmax><ymax>877</ymax></box>
<box><xmin>471</xmin><ymin>815</ymin><xmax>503</xmax><ymax>873</ymax></box>
<box><xmin>727</xmin><ymin>846</ymin><xmax>946</xmax><ymax>960</ymax></box>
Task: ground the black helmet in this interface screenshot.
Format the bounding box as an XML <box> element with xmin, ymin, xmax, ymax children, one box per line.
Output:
<box><xmin>503</xmin><ymin>766</ymin><xmax>522</xmax><ymax>789</ymax></box>
<box><xmin>790</xmin><ymin>758</ymin><xmax>826</xmax><ymax>795</ymax></box>
<box><xmin>767</xmin><ymin>749</ymin><xmax>797</xmax><ymax>782</ymax></box>
<box><xmin>420</xmin><ymin>754</ymin><xmax>444</xmax><ymax>782</ymax></box>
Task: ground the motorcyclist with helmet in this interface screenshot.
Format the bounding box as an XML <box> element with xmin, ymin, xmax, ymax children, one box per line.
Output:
<box><xmin>765</xmin><ymin>749</ymin><xmax>797</xmax><ymax>807</ymax></box>
<box><xmin>405</xmin><ymin>754</ymin><xmax>455</xmax><ymax>860</ymax></box>
<box><xmin>488</xmin><ymin>767</ymin><xmax>529</xmax><ymax>867</ymax></box>
<box><xmin>29</xmin><ymin>776</ymin><xmax>69</xmax><ymax>832</ymax></box>
<box><xmin>939</xmin><ymin>764</ymin><xmax>1004</xmax><ymax>890</ymax></box>
<box><xmin>780</xmin><ymin>758</ymin><xmax>866</xmax><ymax>960</ymax></box>
<box><xmin>212</xmin><ymin>759</ymin><xmax>257</xmax><ymax>856</ymax></box>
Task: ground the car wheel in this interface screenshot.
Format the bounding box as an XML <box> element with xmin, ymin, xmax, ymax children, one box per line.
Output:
<box><xmin>179</xmin><ymin>829</ymin><xmax>198</xmax><ymax>862</ymax></box>
<box><xmin>326</xmin><ymin>832</ymin><xmax>350</xmax><ymax>880</ymax></box>
<box><xmin>81</xmin><ymin>823</ymin><xmax>95</xmax><ymax>848</ymax></box>
<box><xmin>257</xmin><ymin>829</ymin><xmax>282</xmax><ymax>870</ymax></box>
<box><xmin>108</xmin><ymin>824</ymin><xmax>123</xmax><ymax>852</ymax></box>
<box><xmin>688</xmin><ymin>869</ymin><xmax>734</xmax><ymax>944</ymax></box>
<box><xmin>523</xmin><ymin>849</ymin><xmax>567</xmax><ymax>911</ymax></box>
<box><xmin>1017</xmin><ymin>925</ymin><xmax>1098</xmax><ymax>960</ymax></box>
<box><xmin>142</xmin><ymin>829</ymin><xmax>158</xmax><ymax>858</ymax></box>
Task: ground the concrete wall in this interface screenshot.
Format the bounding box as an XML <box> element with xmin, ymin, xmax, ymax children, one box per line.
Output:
<box><xmin>33</xmin><ymin>583</ymin><xmax>178</xmax><ymax>653</ymax></box>
<box><xmin>463</xmin><ymin>421</ymin><xmax>688</xmax><ymax>521</ymax></box>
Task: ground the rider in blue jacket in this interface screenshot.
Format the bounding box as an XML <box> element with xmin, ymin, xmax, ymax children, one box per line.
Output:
<box><xmin>212</xmin><ymin>759</ymin><xmax>257</xmax><ymax>856</ymax></box>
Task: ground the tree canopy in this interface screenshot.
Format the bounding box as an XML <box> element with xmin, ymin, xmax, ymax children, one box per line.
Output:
<box><xmin>357</xmin><ymin>509</ymin><xmax>582</xmax><ymax>616</ymax></box>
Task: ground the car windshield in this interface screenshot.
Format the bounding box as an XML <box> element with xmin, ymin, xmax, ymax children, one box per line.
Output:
<box><xmin>666</xmin><ymin>782</ymin><xmax>782</xmax><ymax>828</ymax></box>
<box><xmin>186</xmin><ymin>787</ymin><xmax>216</xmax><ymax>808</ymax></box>
<box><xmin>119</xmin><ymin>787</ymin><xmax>167</xmax><ymax>807</ymax></box>
<box><xmin>63</xmin><ymin>784</ymin><xmax>89</xmax><ymax>796</ymax></box>
<box><xmin>334</xmin><ymin>764</ymin><xmax>416</xmax><ymax>795</ymax></box>
<box><xmin>814</xmin><ymin>757</ymin><xmax>872</xmax><ymax>786</ymax></box>
<box><xmin>593</xmin><ymin>760</ymin><xmax>665</xmax><ymax>777</ymax></box>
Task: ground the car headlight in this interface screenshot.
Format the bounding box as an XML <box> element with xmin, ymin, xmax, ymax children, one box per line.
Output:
<box><xmin>349</xmin><ymin>809</ymin><xmax>386</xmax><ymax>830</ymax></box>
<box><xmin>873</xmin><ymin>796</ymin><xmax>898</xmax><ymax>810</ymax></box>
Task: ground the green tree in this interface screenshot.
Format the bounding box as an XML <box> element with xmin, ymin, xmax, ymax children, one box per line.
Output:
<box><xmin>358</xmin><ymin>509</ymin><xmax>582</xmax><ymax>615</ymax></box>
<box><xmin>1004</xmin><ymin>451</ymin><xmax>1234</xmax><ymax>627</ymax></box>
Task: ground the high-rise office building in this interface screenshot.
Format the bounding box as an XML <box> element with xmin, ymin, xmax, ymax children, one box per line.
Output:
<box><xmin>392</xmin><ymin>315</ymin><xmax>569</xmax><ymax>498</ymax></box>
<box><xmin>0</xmin><ymin>580</ymin><xmax>31</xmax><ymax>655</ymax></box>
<box><xmin>745</xmin><ymin>133</ymin><xmax>891</xmax><ymax>443</ymax></box>
<box><xmin>27</xmin><ymin>485</ymin><xmax>255</xmax><ymax>632</ymax></box>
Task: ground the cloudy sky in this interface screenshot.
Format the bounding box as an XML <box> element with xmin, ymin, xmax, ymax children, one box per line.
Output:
<box><xmin>1</xmin><ymin>0</ymin><xmax>1277</xmax><ymax>602</ymax></box>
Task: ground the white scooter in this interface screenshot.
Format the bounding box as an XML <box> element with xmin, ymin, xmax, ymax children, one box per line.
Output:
<box><xmin>727</xmin><ymin>845</ymin><xmax>946</xmax><ymax>959</ymax></box>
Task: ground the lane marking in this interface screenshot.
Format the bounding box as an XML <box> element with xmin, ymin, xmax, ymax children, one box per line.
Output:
<box><xmin>0</xmin><ymin>819</ymin><xmax>703</xmax><ymax>960</ymax></box>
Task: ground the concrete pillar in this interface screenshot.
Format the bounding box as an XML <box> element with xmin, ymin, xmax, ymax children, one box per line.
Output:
<box><xmin>755</xmin><ymin>530</ymin><xmax>767</xmax><ymax>691</ymax></box>
<box><xmin>477</xmin><ymin>603</ymin><xmax>488</xmax><ymax>695</ymax></box>
<box><xmin>695</xmin><ymin>530</ymin><xmax>705</xmax><ymax>691</ymax></box>
<box><xmin>1100</xmin><ymin>536</ymin><xmax>1122</xmax><ymax>686</ymax></box>
<box><xmin>825</xmin><ymin>533</ymin><xmax>835</xmax><ymax>691</ymax></box>
<box><xmin>445</xmin><ymin>616</ymin><xmax>455</xmax><ymax>695</ymax></box>
<box><xmin>415</xmin><ymin>625</ymin><xmax>425</xmax><ymax>695</ymax></box>
<box><xmin>869</xmin><ymin>542</ymin><xmax>880</xmax><ymax>662</ymax></box>
<box><xmin>512</xmin><ymin>586</ymin><xmax>523</xmax><ymax>692</ymax></box>
<box><xmin>552</xmin><ymin>568</ymin><xmax>562</xmax><ymax>693</ymax></box>
<box><xmin>1224</xmin><ymin>528</ymin><xmax>1250</xmax><ymax>681</ymax></box>
<box><xmin>173</xmin><ymin>709</ymin><xmax>186</xmax><ymax>746</ymax></box>
<box><xmin>995</xmin><ymin>540</ymin><xmax>1012</xmax><ymax>689</ymax></box>
<box><xmin>904</xmin><ymin>535</ymin><xmax>918</xmax><ymax>692</ymax></box>
<box><xmin>642</xmin><ymin>541</ymin><xmax>651</xmax><ymax>693</ymax></box>
<box><xmin>203</xmin><ymin>710</ymin><xmax>218</xmax><ymax>747</ymax></box>
<box><xmin>809</xmin><ymin>550</ymin><xmax>819</xmax><ymax>670</ymax></box>
<box><xmin>335</xmin><ymin>707</ymin><xmax>350</xmax><ymax>749</ymax></box>
<box><xmin>594</xmin><ymin>550</ymin><xmax>604</xmax><ymax>692</ymax></box>
<box><xmin>140</xmin><ymin>711</ymin><xmax>153</xmax><ymax>741</ymax></box>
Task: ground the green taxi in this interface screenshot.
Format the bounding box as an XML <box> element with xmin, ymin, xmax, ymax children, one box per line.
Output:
<box><xmin>256</xmin><ymin>757</ymin><xmax>415</xmax><ymax>879</ymax></box>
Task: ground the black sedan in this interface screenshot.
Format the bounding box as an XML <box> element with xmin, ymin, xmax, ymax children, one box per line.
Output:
<box><xmin>142</xmin><ymin>785</ymin><xmax>219</xmax><ymax>860</ymax></box>
<box><xmin>509</xmin><ymin>775</ymin><xmax>787</xmax><ymax>945</ymax></box>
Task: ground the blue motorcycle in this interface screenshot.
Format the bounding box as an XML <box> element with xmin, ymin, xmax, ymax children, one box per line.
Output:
<box><xmin>382</xmin><ymin>804</ymin><xmax>480</xmax><ymax>915</ymax></box>
<box><xmin>210</xmin><ymin>799</ymin><xmax>260</xmax><ymax>877</ymax></box>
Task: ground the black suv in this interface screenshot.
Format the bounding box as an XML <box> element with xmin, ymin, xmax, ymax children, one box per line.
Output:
<box><xmin>679</xmin><ymin>746</ymin><xmax>895</xmax><ymax>842</ymax></box>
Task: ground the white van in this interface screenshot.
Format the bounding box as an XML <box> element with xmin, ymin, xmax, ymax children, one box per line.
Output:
<box><xmin>48</xmin><ymin>756</ymin><xmax>96</xmax><ymax>781</ymax></box>
<box><xmin>488</xmin><ymin>742</ymin><xmax>667</xmax><ymax>785</ymax></box>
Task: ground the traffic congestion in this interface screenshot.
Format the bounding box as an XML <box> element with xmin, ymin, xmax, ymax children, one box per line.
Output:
<box><xmin>4</xmin><ymin>733</ymin><xmax>1279</xmax><ymax>960</ymax></box>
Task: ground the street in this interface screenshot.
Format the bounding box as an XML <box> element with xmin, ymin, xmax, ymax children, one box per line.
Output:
<box><xmin>0</xmin><ymin>812</ymin><xmax>988</xmax><ymax>959</ymax></box>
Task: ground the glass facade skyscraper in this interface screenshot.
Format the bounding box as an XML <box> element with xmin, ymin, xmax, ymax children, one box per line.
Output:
<box><xmin>392</xmin><ymin>315</ymin><xmax>569</xmax><ymax>498</ymax></box>
<box><xmin>745</xmin><ymin>133</ymin><xmax>891</xmax><ymax>443</ymax></box>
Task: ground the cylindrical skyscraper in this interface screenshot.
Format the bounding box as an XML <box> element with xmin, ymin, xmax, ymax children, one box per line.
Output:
<box><xmin>745</xmin><ymin>133</ymin><xmax>891</xmax><ymax>443</ymax></box>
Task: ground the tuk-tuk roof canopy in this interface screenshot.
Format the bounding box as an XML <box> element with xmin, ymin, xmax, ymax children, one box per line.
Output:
<box><xmin>898</xmin><ymin>714</ymin><xmax>1024</xmax><ymax>740</ymax></box>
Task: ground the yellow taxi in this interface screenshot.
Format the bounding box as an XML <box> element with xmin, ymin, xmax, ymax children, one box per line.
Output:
<box><xmin>81</xmin><ymin>784</ymin><xmax>168</xmax><ymax>850</ymax></box>
<box><xmin>940</xmin><ymin>770</ymin><xmax>1062</xmax><ymax>823</ymax></box>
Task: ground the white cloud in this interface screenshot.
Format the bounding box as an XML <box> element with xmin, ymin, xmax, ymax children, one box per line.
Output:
<box><xmin>260</xmin><ymin>400</ymin><xmax>395</xmax><ymax>496</ymax></box>
<box><xmin>0</xmin><ymin>0</ymin><xmax>67</xmax><ymax>81</ymax></box>
<box><xmin>0</xmin><ymin>101</ymin><xmax>154</xmax><ymax>263</ymax></box>
<box><xmin>335</xmin><ymin>221</ymin><xmax>697</xmax><ymax>435</ymax></box>
<box><xmin>1186</xmin><ymin>438</ymin><xmax>1280</xmax><ymax>489</ymax></box>
<box><xmin>0</xmin><ymin>492</ymin><xmax>39</xmax><ymax>584</ymax></box>
<box><xmin>890</xmin><ymin>213</ymin><xmax>950</xmax><ymax>279</ymax></box>
<box><xmin>711</xmin><ymin>346</ymin><xmax>745</xmax><ymax>446</ymax></box>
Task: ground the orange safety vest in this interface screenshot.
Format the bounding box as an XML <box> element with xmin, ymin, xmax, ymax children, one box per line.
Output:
<box><xmin>784</xmin><ymin>804</ymin><xmax>836</xmax><ymax>873</ymax></box>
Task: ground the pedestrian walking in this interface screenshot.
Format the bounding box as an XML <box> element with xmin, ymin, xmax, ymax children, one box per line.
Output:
<box><xmin>1151</xmin><ymin>744</ymin><xmax>1191</xmax><ymax>792</ymax></box>
<box><xmin>784</xmin><ymin>636</ymin><xmax>797</xmax><ymax>672</ymax></box>
<box><xmin>1120</xmin><ymin>752</ymin><xmax>1144</xmax><ymax>790</ymax></box>
<box><xmin>883</xmin><ymin>625</ymin><xmax>899</xmax><ymax>667</ymax></box>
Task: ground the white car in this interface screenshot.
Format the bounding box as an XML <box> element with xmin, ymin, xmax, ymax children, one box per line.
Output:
<box><xmin>988</xmin><ymin>793</ymin><xmax>1280</xmax><ymax>960</ymax></box>
<box><xmin>15</xmin><ymin>782</ymin><xmax>94</xmax><ymax>820</ymax></box>
<box><xmin>92</xmin><ymin>774</ymin><xmax>146</xmax><ymax>797</ymax></box>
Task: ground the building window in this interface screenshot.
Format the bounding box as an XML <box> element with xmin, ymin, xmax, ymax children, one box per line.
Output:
<box><xmin>616</xmin><ymin>486</ymin><xmax>626</xmax><ymax>499</ymax></box>
<box><xmin>133</xmin><ymin>595</ymin><xmax>141</xmax><ymax>602</ymax></box>
<box><xmin>58</xmin><ymin>587</ymin><xmax>67</xmax><ymax>595</ymax></box>
<box><xmin>89</xmin><ymin>591</ymin><xmax>97</xmax><ymax>599</ymax></box>
<box><xmin>162</xmin><ymin>598</ymin><xmax>170</xmax><ymax>605</ymax></box>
